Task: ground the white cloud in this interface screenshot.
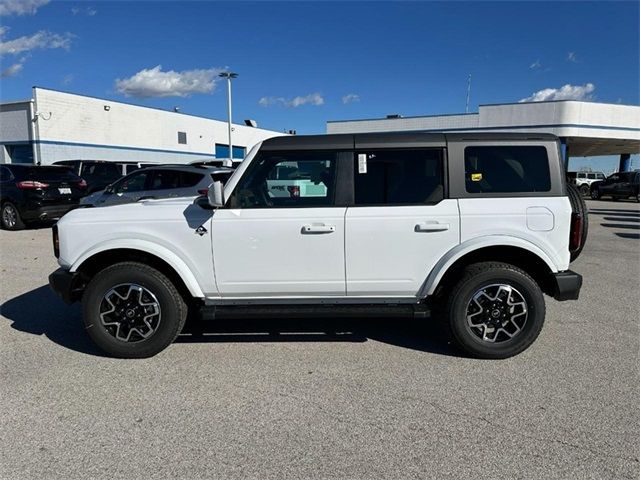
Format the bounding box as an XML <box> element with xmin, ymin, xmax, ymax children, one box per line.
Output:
<box><xmin>519</xmin><ymin>83</ymin><xmax>595</xmax><ymax>102</ymax></box>
<box><xmin>259</xmin><ymin>92</ymin><xmax>324</xmax><ymax>108</ymax></box>
<box><xmin>1</xmin><ymin>58</ymin><xmax>24</xmax><ymax>77</ymax></box>
<box><xmin>115</xmin><ymin>65</ymin><xmax>223</xmax><ymax>98</ymax></box>
<box><xmin>0</xmin><ymin>30</ymin><xmax>74</xmax><ymax>55</ymax></box>
<box><xmin>71</xmin><ymin>6</ymin><xmax>97</xmax><ymax>16</ymax></box>
<box><xmin>62</xmin><ymin>73</ymin><xmax>74</xmax><ymax>85</ymax></box>
<box><xmin>529</xmin><ymin>59</ymin><xmax>541</xmax><ymax>70</ymax></box>
<box><xmin>0</xmin><ymin>0</ymin><xmax>49</xmax><ymax>16</ymax></box>
<box><xmin>567</xmin><ymin>51</ymin><xmax>578</xmax><ymax>63</ymax></box>
<box><xmin>342</xmin><ymin>93</ymin><xmax>360</xmax><ymax>104</ymax></box>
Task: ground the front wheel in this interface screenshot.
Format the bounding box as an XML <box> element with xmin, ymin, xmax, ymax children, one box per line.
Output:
<box><xmin>590</xmin><ymin>188</ymin><xmax>601</xmax><ymax>200</ymax></box>
<box><xmin>82</xmin><ymin>262</ymin><xmax>188</xmax><ymax>358</ymax></box>
<box><xmin>443</xmin><ymin>262</ymin><xmax>545</xmax><ymax>359</ymax></box>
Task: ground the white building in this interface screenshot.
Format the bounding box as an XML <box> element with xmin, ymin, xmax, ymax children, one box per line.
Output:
<box><xmin>0</xmin><ymin>87</ymin><xmax>284</xmax><ymax>165</ymax></box>
<box><xmin>327</xmin><ymin>100</ymin><xmax>640</xmax><ymax>171</ymax></box>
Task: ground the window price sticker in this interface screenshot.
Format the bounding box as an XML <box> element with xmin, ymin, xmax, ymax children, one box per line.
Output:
<box><xmin>358</xmin><ymin>154</ymin><xmax>367</xmax><ymax>174</ymax></box>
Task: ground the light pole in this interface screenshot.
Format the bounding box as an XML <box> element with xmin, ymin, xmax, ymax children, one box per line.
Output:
<box><xmin>219</xmin><ymin>71</ymin><xmax>238</xmax><ymax>160</ymax></box>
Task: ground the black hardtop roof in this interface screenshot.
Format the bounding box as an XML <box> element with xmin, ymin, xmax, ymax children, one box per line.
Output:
<box><xmin>260</xmin><ymin>132</ymin><xmax>558</xmax><ymax>150</ymax></box>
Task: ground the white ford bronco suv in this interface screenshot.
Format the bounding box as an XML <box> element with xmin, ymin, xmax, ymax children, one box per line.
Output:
<box><xmin>49</xmin><ymin>133</ymin><xmax>586</xmax><ymax>359</ymax></box>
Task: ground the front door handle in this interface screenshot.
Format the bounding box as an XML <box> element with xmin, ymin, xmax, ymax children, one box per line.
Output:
<box><xmin>415</xmin><ymin>221</ymin><xmax>450</xmax><ymax>232</ymax></box>
<box><xmin>302</xmin><ymin>224</ymin><xmax>336</xmax><ymax>234</ymax></box>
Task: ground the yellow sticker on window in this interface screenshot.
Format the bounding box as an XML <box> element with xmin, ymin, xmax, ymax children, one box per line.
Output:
<box><xmin>471</xmin><ymin>173</ymin><xmax>483</xmax><ymax>182</ymax></box>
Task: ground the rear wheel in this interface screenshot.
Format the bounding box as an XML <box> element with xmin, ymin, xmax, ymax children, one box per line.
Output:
<box><xmin>579</xmin><ymin>184</ymin><xmax>589</xmax><ymax>196</ymax></box>
<box><xmin>566</xmin><ymin>183</ymin><xmax>588</xmax><ymax>262</ymax></box>
<box><xmin>82</xmin><ymin>262</ymin><xmax>188</xmax><ymax>358</ymax></box>
<box><xmin>444</xmin><ymin>262</ymin><xmax>545</xmax><ymax>359</ymax></box>
<box><xmin>1</xmin><ymin>202</ymin><xmax>25</xmax><ymax>230</ymax></box>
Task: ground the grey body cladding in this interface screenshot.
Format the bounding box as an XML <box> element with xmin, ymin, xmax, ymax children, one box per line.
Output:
<box><xmin>259</xmin><ymin>132</ymin><xmax>564</xmax><ymax>198</ymax></box>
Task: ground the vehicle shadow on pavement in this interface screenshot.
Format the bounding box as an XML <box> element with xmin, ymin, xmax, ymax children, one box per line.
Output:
<box><xmin>588</xmin><ymin>209</ymin><xmax>640</xmax><ymax>217</ymax></box>
<box><xmin>615</xmin><ymin>232</ymin><xmax>640</xmax><ymax>240</ymax></box>
<box><xmin>179</xmin><ymin>315</ymin><xmax>459</xmax><ymax>356</ymax></box>
<box><xmin>1</xmin><ymin>285</ymin><xmax>105</xmax><ymax>356</ymax></box>
<box><xmin>2</xmin><ymin>285</ymin><xmax>460</xmax><ymax>357</ymax></box>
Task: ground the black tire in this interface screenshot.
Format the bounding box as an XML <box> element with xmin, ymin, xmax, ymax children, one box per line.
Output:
<box><xmin>579</xmin><ymin>184</ymin><xmax>589</xmax><ymax>196</ymax></box>
<box><xmin>82</xmin><ymin>262</ymin><xmax>188</xmax><ymax>358</ymax></box>
<box><xmin>1</xmin><ymin>202</ymin><xmax>25</xmax><ymax>230</ymax></box>
<box><xmin>566</xmin><ymin>183</ymin><xmax>588</xmax><ymax>262</ymax></box>
<box><xmin>444</xmin><ymin>262</ymin><xmax>545</xmax><ymax>359</ymax></box>
<box><xmin>590</xmin><ymin>188</ymin><xmax>601</xmax><ymax>200</ymax></box>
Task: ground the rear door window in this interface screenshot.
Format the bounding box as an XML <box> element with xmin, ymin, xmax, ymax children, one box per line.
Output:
<box><xmin>354</xmin><ymin>149</ymin><xmax>444</xmax><ymax>205</ymax></box>
<box><xmin>149</xmin><ymin>170</ymin><xmax>181</xmax><ymax>190</ymax></box>
<box><xmin>113</xmin><ymin>171</ymin><xmax>149</xmax><ymax>193</ymax></box>
<box><xmin>464</xmin><ymin>146</ymin><xmax>551</xmax><ymax>193</ymax></box>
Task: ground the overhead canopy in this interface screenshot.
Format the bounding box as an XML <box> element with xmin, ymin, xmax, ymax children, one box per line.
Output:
<box><xmin>327</xmin><ymin>100</ymin><xmax>640</xmax><ymax>158</ymax></box>
<box><xmin>565</xmin><ymin>137</ymin><xmax>639</xmax><ymax>157</ymax></box>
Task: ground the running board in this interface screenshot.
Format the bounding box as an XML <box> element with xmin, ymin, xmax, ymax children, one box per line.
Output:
<box><xmin>198</xmin><ymin>304</ymin><xmax>430</xmax><ymax>321</ymax></box>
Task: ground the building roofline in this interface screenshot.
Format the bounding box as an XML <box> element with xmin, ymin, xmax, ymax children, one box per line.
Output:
<box><xmin>328</xmin><ymin>99</ymin><xmax>640</xmax><ymax>124</ymax></box>
<box><xmin>30</xmin><ymin>86</ymin><xmax>259</xmax><ymax>128</ymax></box>
<box><xmin>479</xmin><ymin>99</ymin><xmax>640</xmax><ymax>108</ymax></box>
<box><xmin>0</xmin><ymin>99</ymin><xmax>33</xmax><ymax>106</ymax></box>
<box><xmin>326</xmin><ymin>111</ymin><xmax>479</xmax><ymax>124</ymax></box>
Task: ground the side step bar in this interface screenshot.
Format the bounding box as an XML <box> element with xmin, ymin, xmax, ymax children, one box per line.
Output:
<box><xmin>198</xmin><ymin>304</ymin><xmax>431</xmax><ymax>321</ymax></box>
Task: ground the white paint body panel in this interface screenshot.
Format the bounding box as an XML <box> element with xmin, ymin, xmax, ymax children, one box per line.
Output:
<box><xmin>57</xmin><ymin>198</ymin><xmax>217</xmax><ymax>297</ymax></box>
<box><xmin>458</xmin><ymin>197</ymin><xmax>572</xmax><ymax>270</ymax></box>
<box><xmin>211</xmin><ymin>208</ymin><xmax>346</xmax><ymax>297</ymax></box>
<box><xmin>345</xmin><ymin>200</ymin><xmax>460</xmax><ymax>296</ymax></box>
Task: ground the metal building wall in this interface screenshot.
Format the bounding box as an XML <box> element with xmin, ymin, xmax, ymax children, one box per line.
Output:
<box><xmin>28</xmin><ymin>87</ymin><xmax>283</xmax><ymax>165</ymax></box>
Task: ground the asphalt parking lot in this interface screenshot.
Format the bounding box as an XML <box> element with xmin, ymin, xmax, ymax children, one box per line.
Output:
<box><xmin>0</xmin><ymin>199</ymin><xmax>638</xmax><ymax>480</ymax></box>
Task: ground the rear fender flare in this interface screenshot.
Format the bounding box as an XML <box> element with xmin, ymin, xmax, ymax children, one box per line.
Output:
<box><xmin>418</xmin><ymin>235</ymin><xmax>558</xmax><ymax>298</ymax></box>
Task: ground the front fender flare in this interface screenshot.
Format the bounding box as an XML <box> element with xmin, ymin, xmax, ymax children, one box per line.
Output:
<box><xmin>418</xmin><ymin>235</ymin><xmax>558</xmax><ymax>298</ymax></box>
<box><xmin>70</xmin><ymin>239</ymin><xmax>205</xmax><ymax>298</ymax></box>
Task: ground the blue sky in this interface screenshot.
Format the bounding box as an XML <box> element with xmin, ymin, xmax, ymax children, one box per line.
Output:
<box><xmin>1</xmin><ymin>0</ymin><xmax>638</xmax><ymax>171</ymax></box>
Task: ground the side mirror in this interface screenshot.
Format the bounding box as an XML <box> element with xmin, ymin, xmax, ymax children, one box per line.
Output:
<box><xmin>207</xmin><ymin>181</ymin><xmax>225</xmax><ymax>207</ymax></box>
<box><xmin>105</xmin><ymin>185</ymin><xmax>114</xmax><ymax>194</ymax></box>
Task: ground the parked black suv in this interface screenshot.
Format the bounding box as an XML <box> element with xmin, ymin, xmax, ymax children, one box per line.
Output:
<box><xmin>590</xmin><ymin>171</ymin><xmax>640</xmax><ymax>202</ymax></box>
<box><xmin>53</xmin><ymin>160</ymin><xmax>123</xmax><ymax>193</ymax></box>
<box><xmin>0</xmin><ymin>164</ymin><xmax>87</xmax><ymax>230</ymax></box>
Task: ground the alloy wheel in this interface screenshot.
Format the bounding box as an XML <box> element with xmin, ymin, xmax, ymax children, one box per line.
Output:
<box><xmin>99</xmin><ymin>283</ymin><xmax>161</xmax><ymax>342</ymax></box>
<box><xmin>2</xmin><ymin>204</ymin><xmax>17</xmax><ymax>228</ymax></box>
<box><xmin>465</xmin><ymin>284</ymin><xmax>528</xmax><ymax>343</ymax></box>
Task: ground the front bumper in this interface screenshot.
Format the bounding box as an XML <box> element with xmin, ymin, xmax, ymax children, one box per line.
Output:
<box><xmin>550</xmin><ymin>270</ymin><xmax>582</xmax><ymax>301</ymax></box>
<box><xmin>48</xmin><ymin>268</ymin><xmax>82</xmax><ymax>304</ymax></box>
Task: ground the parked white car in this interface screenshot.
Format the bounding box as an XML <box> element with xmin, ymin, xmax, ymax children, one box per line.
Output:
<box><xmin>49</xmin><ymin>133</ymin><xmax>586</xmax><ymax>359</ymax></box>
<box><xmin>567</xmin><ymin>171</ymin><xmax>606</xmax><ymax>196</ymax></box>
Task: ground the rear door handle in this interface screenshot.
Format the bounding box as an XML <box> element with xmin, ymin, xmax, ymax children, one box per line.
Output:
<box><xmin>415</xmin><ymin>221</ymin><xmax>450</xmax><ymax>232</ymax></box>
<box><xmin>302</xmin><ymin>224</ymin><xmax>336</xmax><ymax>234</ymax></box>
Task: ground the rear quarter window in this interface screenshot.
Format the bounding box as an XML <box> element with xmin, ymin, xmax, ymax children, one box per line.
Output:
<box><xmin>180</xmin><ymin>171</ymin><xmax>204</xmax><ymax>188</ymax></box>
<box><xmin>464</xmin><ymin>146</ymin><xmax>551</xmax><ymax>193</ymax></box>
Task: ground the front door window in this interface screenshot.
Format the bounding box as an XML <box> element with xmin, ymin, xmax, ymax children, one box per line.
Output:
<box><xmin>227</xmin><ymin>151</ymin><xmax>338</xmax><ymax>208</ymax></box>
